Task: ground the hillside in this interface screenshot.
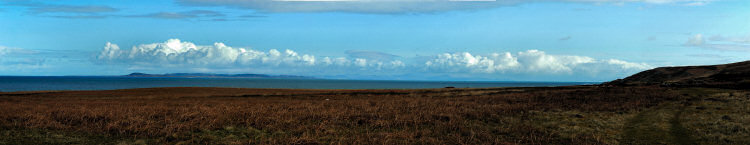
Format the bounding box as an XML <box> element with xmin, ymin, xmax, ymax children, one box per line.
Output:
<box><xmin>606</xmin><ymin>61</ymin><xmax>750</xmax><ymax>88</ymax></box>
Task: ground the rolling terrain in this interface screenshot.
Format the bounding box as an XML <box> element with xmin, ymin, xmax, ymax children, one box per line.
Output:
<box><xmin>607</xmin><ymin>60</ymin><xmax>750</xmax><ymax>88</ymax></box>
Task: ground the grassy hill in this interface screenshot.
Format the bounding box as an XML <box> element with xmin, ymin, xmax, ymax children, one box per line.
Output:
<box><xmin>607</xmin><ymin>61</ymin><xmax>750</xmax><ymax>88</ymax></box>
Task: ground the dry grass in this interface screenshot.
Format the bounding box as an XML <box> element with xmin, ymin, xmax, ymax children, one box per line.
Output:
<box><xmin>681</xmin><ymin>90</ymin><xmax>750</xmax><ymax>144</ymax></box>
<box><xmin>0</xmin><ymin>86</ymin><xmax>686</xmax><ymax>144</ymax></box>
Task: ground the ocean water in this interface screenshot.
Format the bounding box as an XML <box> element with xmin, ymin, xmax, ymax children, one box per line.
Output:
<box><xmin>0</xmin><ymin>76</ymin><xmax>597</xmax><ymax>92</ymax></box>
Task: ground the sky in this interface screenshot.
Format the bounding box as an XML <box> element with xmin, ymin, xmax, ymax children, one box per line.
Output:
<box><xmin>0</xmin><ymin>0</ymin><xmax>749</xmax><ymax>81</ymax></box>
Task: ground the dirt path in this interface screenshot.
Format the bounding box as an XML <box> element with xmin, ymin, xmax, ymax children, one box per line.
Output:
<box><xmin>669</xmin><ymin>104</ymin><xmax>695</xmax><ymax>145</ymax></box>
<box><xmin>622</xmin><ymin>101</ymin><xmax>697</xmax><ymax>145</ymax></box>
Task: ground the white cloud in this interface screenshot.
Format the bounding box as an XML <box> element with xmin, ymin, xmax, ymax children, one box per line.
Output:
<box><xmin>517</xmin><ymin>50</ymin><xmax>596</xmax><ymax>73</ymax></box>
<box><xmin>97</xmin><ymin>39</ymin><xmax>405</xmax><ymax>72</ymax></box>
<box><xmin>604</xmin><ymin>59</ymin><xmax>652</xmax><ymax>70</ymax></box>
<box><xmin>95</xmin><ymin>39</ymin><xmax>652</xmax><ymax>80</ymax></box>
<box><xmin>425</xmin><ymin>52</ymin><xmax>519</xmax><ymax>73</ymax></box>
<box><xmin>424</xmin><ymin>50</ymin><xmax>650</xmax><ymax>75</ymax></box>
<box><xmin>177</xmin><ymin>0</ymin><xmax>715</xmax><ymax>14</ymax></box>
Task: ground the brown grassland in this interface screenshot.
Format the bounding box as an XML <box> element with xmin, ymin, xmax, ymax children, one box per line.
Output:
<box><xmin>0</xmin><ymin>86</ymin><xmax>748</xmax><ymax>144</ymax></box>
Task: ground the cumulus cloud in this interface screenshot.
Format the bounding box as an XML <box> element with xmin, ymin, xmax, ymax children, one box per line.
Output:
<box><xmin>686</xmin><ymin>34</ymin><xmax>750</xmax><ymax>51</ymax></box>
<box><xmin>603</xmin><ymin>59</ymin><xmax>652</xmax><ymax>70</ymax></box>
<box><xmin>95</xmin><ymin>39</ymin><xmax>652</xmax><ymax>80</ymax></box>
<box><xmin>97</xmin><ymin>39</ymin><xmax>406</xmax><ymax>73</ymax></box>
<box><xmin>424</xmin><ymin>50</ymin><xmax>651</xmax><ymax>75</ymax></box>
<box><xmin>177</xmin><ymin>0</ymin><xmax>715</xmax><ymax>14</ymax></box>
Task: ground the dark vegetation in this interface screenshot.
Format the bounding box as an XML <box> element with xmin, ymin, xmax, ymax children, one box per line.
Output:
<box><xmin>0</xmin><ymin>86</ymin><xmax>690</xmax><ymax>144</ymax></box>
<box><xmin>607</xmin><ymin>60</ymin><xmax>750</xmax><ymax>88</ymax></box>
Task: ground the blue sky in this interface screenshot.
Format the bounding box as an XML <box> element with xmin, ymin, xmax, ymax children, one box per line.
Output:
<box><xmin>0</xmin><ymin>0</ymin><xmax>749</xmax><ymax>81</ymax></box>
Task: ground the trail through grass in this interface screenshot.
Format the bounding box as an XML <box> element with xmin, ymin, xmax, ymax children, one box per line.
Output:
<box><xmin>622</xmin><ymin>104</ymin><xmax>671</xmax><ymax>144</ymax></box>
<box><xmin>621</xmin><ymin>88</ymin><xmax>718</xmax><ymax>145</ymax></box>
<box><xmin>669</xmin><ymin>103</ymin><xmax>695</xmax><ymax>145</ymax></box>
<box><xmin>622</xmin><ymin>103</ymin><xmax>696</xmax><ymax>145</ymax></box>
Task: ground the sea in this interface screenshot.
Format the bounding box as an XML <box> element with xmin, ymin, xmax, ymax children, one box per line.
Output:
<box><xmin>0</xmin><ymin>76</ymin><xmax>598</xmax><ymax>92</ymax></box>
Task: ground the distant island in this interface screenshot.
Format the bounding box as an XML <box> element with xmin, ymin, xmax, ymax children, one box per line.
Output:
<box><xmin>123</xmin><ymin>73</ymin><xmax>313</xmax><ymax>79</ymax></box>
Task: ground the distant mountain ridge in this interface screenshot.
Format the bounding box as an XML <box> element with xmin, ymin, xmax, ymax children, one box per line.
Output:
<box><xmin>124</xmin><ymin>73</ymin><xmax>313</xmax><ymax>79</ymax></box>
<box><xmin>605</xmin><ymin>61</ymin><xmax>750</xmax><ymax>88</ymax></box>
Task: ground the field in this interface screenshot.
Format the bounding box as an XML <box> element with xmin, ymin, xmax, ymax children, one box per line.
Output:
<box><xmin>1</xmin><ymin>86</ymin><xmax>748</xmax><ymax>144</ymax></box>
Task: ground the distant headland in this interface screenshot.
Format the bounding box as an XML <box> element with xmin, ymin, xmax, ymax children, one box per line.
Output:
<box><xmin>605</xmin><ymin>60</ymin><xmax>750</xmax><ymax>89</ymax></box>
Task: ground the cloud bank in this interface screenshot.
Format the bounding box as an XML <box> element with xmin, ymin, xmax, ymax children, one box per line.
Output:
<box><xmin>424</xmin><ymin>50</ymin><xmax>650</xmax><ymax>76</ymax></box>
<box><xmin>97</xmin><ymin>39</ymin><xmax>406</xmax><ymax>73</ymax></box>
<box><xmin>96</xmin><ymin>39</ymin><xmax>651</xmax><ymax>81</ymax></box>
<box><xmin>177</xmin><ymin>0</ymin><xmax>715</xmax><ymax>14</ymax></box>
